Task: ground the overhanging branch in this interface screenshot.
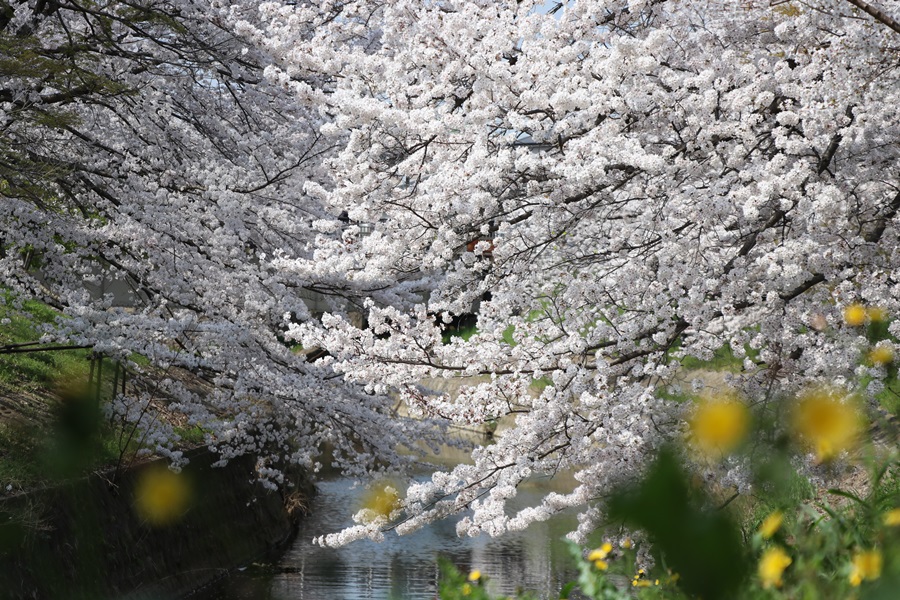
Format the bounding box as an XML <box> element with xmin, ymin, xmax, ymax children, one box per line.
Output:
<box><xmin>843</xmin><ymin>0</ymin><xmax>900</xmax><ymax>36</ymax></box>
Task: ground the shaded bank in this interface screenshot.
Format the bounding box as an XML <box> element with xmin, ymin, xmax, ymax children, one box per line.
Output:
<box><xmin>0</xmin><ymin>448</ymin><xmax>312</xmax><ymax>599</ymax></box>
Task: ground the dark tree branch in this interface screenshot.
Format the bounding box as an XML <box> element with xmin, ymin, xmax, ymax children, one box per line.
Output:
<box><xmin>0</xmin><ymin>343</ymin><xmax>91</xmax><ymax>354</ymax></box>
<box><xmin>817</xmin><ymin>105</ymin><xmax>855</xmax><ymax>175</ymax></box>
<box><xmin>843</xmin><ymin>0</ymin><xmax>900</xmax><ymax>35</ymax></box>
<box><xmin>864</xmin><ymin>190</ymin><xmax>900</xmax><ymax>244</ymax></box>
<box><xmin>780</xmin><ymin>273</ymin><xmax>826</xmax><ymax>303</ymax></box>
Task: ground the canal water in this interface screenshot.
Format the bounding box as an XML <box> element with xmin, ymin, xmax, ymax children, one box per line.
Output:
<box><xmin>208</xmin><ymin>474</ymin><xmax>585</xmax><ymax>599</ymax></box>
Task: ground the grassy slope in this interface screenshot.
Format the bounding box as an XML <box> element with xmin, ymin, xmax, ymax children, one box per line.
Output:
<box><xmin>0</xmin><ymin>298</ymin><xmax>126</xmax><ymax>490</ymax></box>
<box><xmin>0</xmin><ymin>297</ymin><xmax>90</xmax><ymax>393</ymax></box>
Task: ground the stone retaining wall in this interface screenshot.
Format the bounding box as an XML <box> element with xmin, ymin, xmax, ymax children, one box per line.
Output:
<box><xmin>0</xmin><ymin>449</ymin><xmax>312</xmax><ymax>599</ymax></box>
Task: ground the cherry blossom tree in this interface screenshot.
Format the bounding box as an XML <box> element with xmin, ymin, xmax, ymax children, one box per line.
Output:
<box><xmin>245</xmin><ymin>0</ymin><xmax>900</xmax><ymax>543</ymax></box>
<box><xmin>0</xmin><ymin>0</ymin><xmax>448</xmax><ymax>479</ymax></box>
<box><xmin>4</xmin><ymin>0</ymin><xmax>900</xmax><ymax>546</ymax></box>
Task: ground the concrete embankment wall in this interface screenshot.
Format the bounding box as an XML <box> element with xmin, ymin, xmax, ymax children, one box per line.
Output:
<box><xmin>0</xmin><ymin>449</ymin><xmax>312</xmax><ymax>599</ymax></box>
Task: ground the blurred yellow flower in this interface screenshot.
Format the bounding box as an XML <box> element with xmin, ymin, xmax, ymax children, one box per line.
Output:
<box><xmin>869</xmin><ymin>345</ymin><xmax>894</xmax><ymax>366</ymax></box>
<box><xmin>759</xmin><ymin>511</ymin><xmax>783</xmax><ymax>539</ymax></box>
<box><xmin>884</xmin><ymin>508</ymin><xmax>900</xmax><ymax>526</ymax></box>
<box><xmin>588</xmin><ymin>542</ymin><xmax>613</xmax><ymax>561</ymax></box>
<box><xmin>462</xmin><ymin>583</ymin><xmax>472</xmax><ymax>596</ymax></box>
<box><xmin>359</xmin><ymin>481</ymin><xmax>401</xmax><ymax>523</ymax></box>
<box><xmin>868</xmin><ymin>306</ymin><xmax>888</xmax><ymax>322</ymax></box>
<box><xmin>844</xmin><ymin>304</ymin><xmax>867</xmax><ymax>326</ymax></box>
<box><xmin>133</xmin><ymin>467</ymin><xmax>191</xmax><ymax>526</ymax></box>
<box><xmin>588</xmin><ymin>542</ymin><xmax>613</xmax><ymax>570</ymax></box>
<box><xmin>791</xmin><ymin>386</ymin><xmax>863</xmax><ymax>462</ymax></box>
<box><xmin>631</xmin><ymin>570</ymin><xmax>651</xmax><ymax>587</ymax></box>
<box><xmin>689</xmin><ymin>394</ymin><xmax>750</xmax><ymax>457</ymax></box>
<box><xmin>758</xmin><ymin>547</ymin><xmax>792</xmax><ymax>589</ymax></box>
<box><xmin>468</xmin><ymin>570</ymin><xmax>481</xmax><ymax>582</ymax></box>
<box><xmin>850</xmin><ymin>550</ymin><xmax>882</xmax><ymax>586</ymax></box>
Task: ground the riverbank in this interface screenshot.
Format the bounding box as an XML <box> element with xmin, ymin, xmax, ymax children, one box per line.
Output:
<box><xmin>0</xmin><ymin>447</ymin><xmax>313</xmax><ymax>599</ymax></box>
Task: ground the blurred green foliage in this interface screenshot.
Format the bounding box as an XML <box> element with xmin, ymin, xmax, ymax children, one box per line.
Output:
<box><xmin>608</xmin><ymin>448</ymin><xmax>748</xmax><ymax>599</ymax></box>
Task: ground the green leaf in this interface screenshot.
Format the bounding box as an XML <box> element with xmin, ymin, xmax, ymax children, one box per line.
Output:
<box><xmin>558</xmin><ymin>581</ymin><xmax>577</xmax><ymax>599</ymax></box>
<box><xmin>607</xmin><ymin>447</ymin><xmax>748</xmax><ymax>600</ymax></box>
<box><xmin>827</xmin><ymin>488</ymin><xmax>868</xmax><ymax>507</ymax></box>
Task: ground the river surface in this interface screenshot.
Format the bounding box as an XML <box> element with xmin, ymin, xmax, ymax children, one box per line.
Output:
<box><xmin>208</xmin><ymin>474</ymin><xmax>585</xmax><ymax>599</ymax></box>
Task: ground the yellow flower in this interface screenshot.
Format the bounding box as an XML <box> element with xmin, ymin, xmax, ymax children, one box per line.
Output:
<box><xmin>462</xmin><ymin>583</ymin><xmax>472</xmax><ymax>596</ymax></box>
<box><xmin>791</xmin><ymin>386</ymin><xmax>863</xmax><ymax>462</ymax></box>
<box><xmin>759</xmin><ymin>511</ymin><xmax>784</xmax><ymax>539</ymax></box>
<box><xmin>868</xmin><ymin>306</ymin><xmax>888</xmax><ymax>322</ymax></box>
<box><xmin>631</xmin><ymin>570</ymin><xmax>651</xmax><ymax>587</ymax></box>
<box><xmin>850</xmin><ymin>550</ymin><xmax>882</xmax><ymax>586</ymax></box>
<box><xmin>844</xmin><ymin>304</ymin><xmax>867</xmax><ymax>326</ymax></box>
<box><xmin>468</xmin><ymin>570</ymin><xmax>481</xmax><ymax>582</ymax></box>
<box><xmin>884</xmin><ymin>508</ymin><xmax>900</xmax><ymax>526</ymax></box>
<box><xmin>758</xmin><ymin>547</ymin><xmax>792</xmax><ymax>589</ymax></box>
<box><xmin>588</xmin><ymin>542</ymin><xmax>613</xmax><ymax>561</ymax></box>
<box><xmin>689</xmin><ymin>394</ymin><xmax>750</xmax><ymax>457</ymax></box>
<box><xmin>133</xmin><ymin>467</ymin><xmax>191</xmax><ymax>526</ymax></box>
<box><xmin>588</xmin><ymin>542</ymin><xmax>613</xmax><ymax>570</ymax></box>
<box><xmin>359</xmin><ymin>481</ymin><xmax>401</xmax><ymax>523</ymax></box>
<box><xmin>869</xmin><ymin>345</ymin><xmax>894</xmax><ymax>366</ymax></box>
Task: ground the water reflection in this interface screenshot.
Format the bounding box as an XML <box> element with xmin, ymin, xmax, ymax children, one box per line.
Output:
<box><xmin>208</xmin><ymin>476</ymin><xmax>581</xmax><ymax>599</ymax></box>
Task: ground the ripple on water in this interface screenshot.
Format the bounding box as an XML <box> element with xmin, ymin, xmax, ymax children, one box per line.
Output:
<box><xmin>208</xmin><ymin>475</ymin><xmax>583</xmax><ymax>600</ymax></box>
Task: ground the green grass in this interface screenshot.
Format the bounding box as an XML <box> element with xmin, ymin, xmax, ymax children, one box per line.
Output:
<box><xmin>654</xmin><ymin>342</ymin><xmax>761</xmax><ymax>403</ymax></box>
<box><xmin>655</xmin><ymin>385</ymin><xmax>693</xmax><ymax>404</ymax></box>
<box><xmin>0</xmin><ymin>415</ymin><xmax>126</xmax><ymax>490</ymax></box>
<box><xmin>173</xmin><ymin>425</ymin><xmax>207</xmax><ymax>445</ymax></box>
<box><xmin>0</xmin><ymin>296</ymin><xmax>91</xmax><ymax>390</ymax></box>
<box><xmin>442</xmin><ymin>323</ymin><xmax>479</xmax><ymax>344</ymax></box>
<box><xmin>0</xmin><ymin>421</ymin><xmax>46</xmax><ymax>487</ymax></box>
<box><xmin>530</xmin><ymin>376</ymin><xmax>552</xmax><ymax>393</ymax></box>
<box><xmin>0</xmin><ymin>293</ymin><xmax>143</xmax><ymax>489</ymax></box>
<box><xmin>677</xmin><ymin>342</ymin><xmax>756</xmax><ymax>372</ymax></box>
<box><xmin>870</xmin><ymin>377</ymin><xmax>900</xmax><ymax>417</ymax></box>
<box><xmin>127</xmin><ymin>352</ymin><xmax>151</xmax><ymax>367</ymax></box>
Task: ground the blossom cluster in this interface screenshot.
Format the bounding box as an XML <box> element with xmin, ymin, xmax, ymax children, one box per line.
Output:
<box><xmin>3</xmin><ymin>0</ymin><xmax>900</xmax><ymax>546</ymax></box>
